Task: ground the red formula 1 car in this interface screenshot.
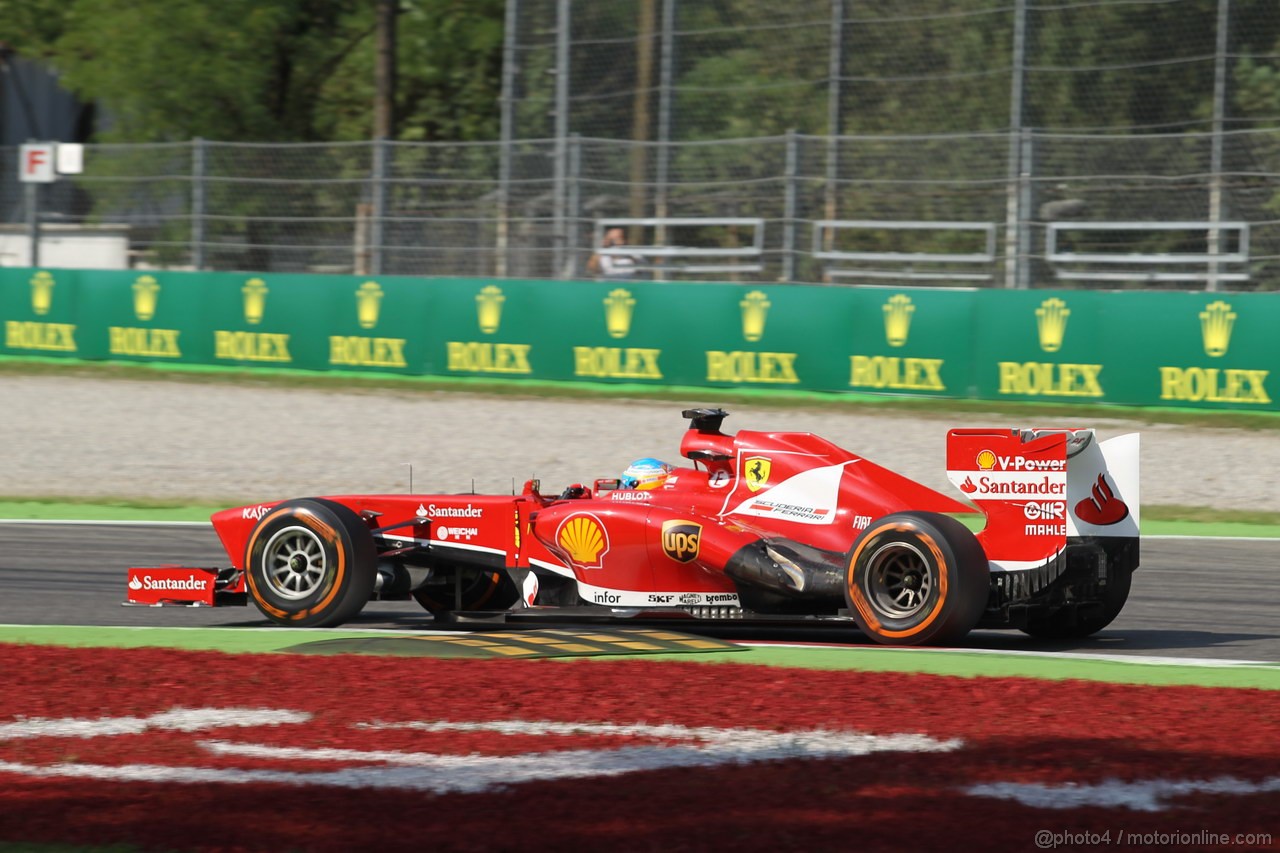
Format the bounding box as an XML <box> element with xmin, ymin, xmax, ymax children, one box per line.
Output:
<box><xmin>127</xmin><ymin>408</ymin><xmax>1140</xmax><ymax>645</ymax></box>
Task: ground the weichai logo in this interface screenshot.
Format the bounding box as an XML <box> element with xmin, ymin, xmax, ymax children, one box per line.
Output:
<box><xmin>661</xmin><ymin>520</ymin><xmax>701</xmax><ymax>563</ymax></box>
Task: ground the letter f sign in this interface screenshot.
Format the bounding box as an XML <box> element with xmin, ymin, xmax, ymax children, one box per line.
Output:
<box><xmin>19</xmin><ymin>144</ymin><xmax>56</xmax><ymax>182</ymax></box>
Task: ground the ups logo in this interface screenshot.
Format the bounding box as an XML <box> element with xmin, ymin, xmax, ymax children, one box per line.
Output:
<box><xmin>661</xmin><ymin>520</ymin><xmax>701</xmax><ymax>563</ymax></box>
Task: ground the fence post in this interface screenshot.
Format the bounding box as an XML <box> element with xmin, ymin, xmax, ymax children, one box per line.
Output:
<box><xmin>371</xmin><ymin>138</ymin><xmax>388</xmax><ymax>276</ymax></box>
<box><xmin>783</xmin><ymin>129</ymin><xmax>799</xmax><ymax>283</ymax></box>
<box><xmin>552</xmin><ymin>0</ymin><xmax>571</xmax><ymax>279</ymax></box>
<box><xmin>567</xmin><ymin>133</ymin><xmax>582</xmax><ymax>279</ymax></box>
<box><xmin>823</xmin><ymin>0</ymin><xmax>844</xmax><ymax>251</ymax></box>
<box><xmin>1207</xmin><ymin>0</ymin><xmax>1230</xmax><ymax>293</ymax></box>
<box><xmin>191</xmin><ymin>137</ymin><xmax>206</xmax><ymax>271</ymax></box>
<box><xmin>25</xmin><ymin>182</ymin><xmax>39</xmax><ymax>267</ymax></box>
<box><xmin>654</xmin><ymin>0</ymin><xmax>676</xmax><ymax>270</ymax></box>
<box><xmin>1016</xmin><ymin>129</ymin><xmax>1033</xmax><ymax>289</ymax></box>
<box><xmin>496</xmin><ymin>0</ymin><xmax>519</xmax><ymax>278</ymax></box>
<box><xmin>1004</xmin><ymin>0</ymin><xmax>1029</xmax><ymax>288</ymax></box>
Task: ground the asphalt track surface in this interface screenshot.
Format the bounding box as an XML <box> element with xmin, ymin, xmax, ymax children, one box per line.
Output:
<box><xmin>2</xmin><ymin>521</ymin><xmax>1276</xmax><ymax>662</ymax></box>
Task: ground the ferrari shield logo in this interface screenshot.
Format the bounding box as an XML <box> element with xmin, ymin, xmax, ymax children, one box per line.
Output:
<box><xmin>744</xmin><ymin>456</ymin><xmax>771</xmax><ymax>492</ymax></box>
<box><xmin>661</xmin><ymin>520</ymin><xmax>702</xmax><ymax>563</ymax></box>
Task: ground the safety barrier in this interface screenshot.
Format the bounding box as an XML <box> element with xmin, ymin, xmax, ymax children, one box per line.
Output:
<box><xmin>1</xmin><ymin>267</ymin><xmax>1276</xmax><ymax>412</ymax></box>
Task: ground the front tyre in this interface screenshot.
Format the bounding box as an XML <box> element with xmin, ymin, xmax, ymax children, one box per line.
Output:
<box><xmin>844</xmin><ymin>512</ymin><xmax>989</xmax><ymax>646</ymax></box>
<box><xmin>244</xmin><ymin>498</ymin><xmax>377</xmax><ymax>628</ymax></box>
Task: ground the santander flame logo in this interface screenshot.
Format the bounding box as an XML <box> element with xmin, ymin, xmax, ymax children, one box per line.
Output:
<box><xmin>960</xmin><ymin>476</ymin><xmax>978</xmax><ymax>494</ymax></box>
<box><xmin>1074</xmin><ymin>473</ymin><xmax>1129</xmax><ymax>526</ymax></box>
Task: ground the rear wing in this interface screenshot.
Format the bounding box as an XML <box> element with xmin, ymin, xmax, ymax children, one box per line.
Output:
<box><xmin>946</xmin><ymin>429</ymin><xmax>1139</xmax><ymax>571</ymax></box>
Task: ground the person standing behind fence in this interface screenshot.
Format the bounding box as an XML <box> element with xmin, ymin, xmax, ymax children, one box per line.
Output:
<box><xmin>587</xmin><ymin>227</ymin><xmax>643</xmax><ymax>280</ymax></box>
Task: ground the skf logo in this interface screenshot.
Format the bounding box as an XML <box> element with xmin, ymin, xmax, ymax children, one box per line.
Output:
<box><xmin>740</xmin><ymin>291</ymin><xmax>770</xmax><ymax>342</ymax></box>
<box><xmin>556</xmin><ymin>513</ymin><xmax>609</xmax><ymax>569</ymax></box>
<box><xmin>242</xmin><ymin>278</ymin><xmax>268</xmax><ymax>324</ymax></box>
<box><xmin>661</xmin><ymin>520</ymin><xmax>702</xmax><ymax>563</ymax></box>
<box><xmin>1036</xmin><ymin>298</ymin><xmax>1070</xmax><ymax>353</ymax></box>
<box><xmin>976</xmin><ymin>450</ymin><xmax>996</xmax><ymax>470</ymax></box>
<box><xmin>883</xmin><ymin>294</ymin><xmax>914</xmax><ymax>347</ymax></box>
<box><xmin>476</xmin><ymin>285</ymin><xmax>504</xmax><ymax>334</ymax></box>
<box><xmin>132</xmin><ymin>275</ymin><xmax>160</xmax><ymax>321</ymax></box>
<box><xmin>1200</xmin><ymin>300</ymin><xmax>1235</xmax><ymax>357</ymax></box>
<box><xmin>356</xmin><ymin>281</ymin><xmax>383</xmax><ymax>329</ymax></box>
<box><xmin>744</xmin><ymin>456</ymin><xmax>771</xmax><ymax>492</ymax></box>
<box><xmin>30</xmin><ymin>270</ymin><xmax>55</xmax><ymax>315</ymax></box>
<box><xmin>604</xmin><ymin>288</ymin><xmax>635</xmax><ymax>338</ymax></box>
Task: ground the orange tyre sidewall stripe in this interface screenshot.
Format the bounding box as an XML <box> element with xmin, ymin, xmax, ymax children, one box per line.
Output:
<box><xmin>244</xmin><ymin>507</ymin><xmax>347</xmax><ymax>622</ymax></box>
<box><xmin>846</xmin><ymin>522</ymin><xmax>950</xmax><ymax>640</ymax></box>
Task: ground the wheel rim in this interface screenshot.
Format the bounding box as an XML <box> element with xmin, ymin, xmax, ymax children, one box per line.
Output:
<box><xmin>261</xmin><ymin>525</ymin><xmax>328</xmax><ymax>600</ymax></box>
<box><xmin>860</xmin><ymin>540</ymin><xmax>934</xmax><ymax>620</ymax></box>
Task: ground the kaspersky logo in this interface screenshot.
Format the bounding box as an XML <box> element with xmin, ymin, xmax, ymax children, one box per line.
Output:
<box><xmin>556</xmin><ymin>513</ymin><xmax>609</xmax><ymax>569</ymax></box>
<box><xmin>883</xmin><ymin>294</ymin><xmax>914</xmax><ymax>347</ymax></box>
<box><xmin>356</xmin><ymin>281</ymin><xmax>383</xmax><ymax>329</ymax></box>
<box><xmin>30</xmin><ymin>270</ymin><xmax>55</xmax><ymax>315</ymax></box>
<box><xmin>476</xmin><ymin>285</ymin><xmax>504</xmax><ymax>334</ymax></box>
<box><xmin>1035</xmin><ymin>298</ymin><xmax>1070</xmax><ymax>353</ymax></box>
<box><xmin>1199</xmin><ymin>300</ymin><xmax>1235</xmax><ymax>357</ymax></box>
<box><xmin>242</xmin><ymin>278</ymin><xmax>268</xmax><ymax>324</ymax></box>
<box><xmin>604</xmin><ymin>288</ymin><xmax>635</xmax><ymax>339</ymax></box>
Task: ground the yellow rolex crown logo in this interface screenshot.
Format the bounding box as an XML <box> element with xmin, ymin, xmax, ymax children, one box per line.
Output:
<box><xmin>132</xmin><ymin>275</ymin><xmax>160</xmax><ymax>321</ymax></box>
<box><xmin>29</xmin><ymin>270</ymin><xmax>55</xmax><ymax>316</ymax></box>
<box><xmin>242</xmin><ymin>278</ymin><xmax>268</xmax><ymax>325</ymax></box>
<box><xmin>604</xmin><ymin>288</ymin><xmax>635</xmax><ymax>339</ymax></box>
<box><xmin>1035</xmin><ymin>297</ymin><xmax>1070</xmax><ymax>353</ymax></box>
<box><xmin>1199</xmin><ymin>300</ymin><xmax>1235</xmax><ymax>358</ymax></box>
<box><xmin>356</xmin><ymin>281</ymin><xmax>383</xmax><ymax>329</ymax></box>
<box><xmin>882</xmin><ymin>294</ymin><xmax>915</xmax><ymax>347</ymax></box>
<box><xmin>476</xmin><ymin>285</ymin><xmax>505</xmax><ymax>334</ymax></box>
<box><xmin>740</xmin><ymin>290</ymin><xmax>771</xmax><ymax>342</ymax></box>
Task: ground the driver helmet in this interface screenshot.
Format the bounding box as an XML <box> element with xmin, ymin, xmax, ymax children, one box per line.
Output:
<box><xmin>621</xmin><ymin>458</ymin><xmax>675</xmax><ymax>490</ymax></box>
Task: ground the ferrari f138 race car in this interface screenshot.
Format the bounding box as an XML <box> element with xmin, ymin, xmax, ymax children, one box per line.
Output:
<box><xmin>126</xmin><ymin>408</ymin><xmax>1140</xmax><ymax>646</ymax></box>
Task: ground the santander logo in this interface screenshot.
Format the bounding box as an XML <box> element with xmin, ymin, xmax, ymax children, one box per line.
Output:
<box><xmin>1074</xmin><ymin>473</ymin><xmax>1129</xmax><ymax>526</ymax></box>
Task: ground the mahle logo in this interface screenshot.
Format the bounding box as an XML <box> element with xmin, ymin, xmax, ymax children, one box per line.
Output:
<box><xmin>882</xmin><ymin>294</ymin><xmax>914</xmax><ymax>347</ymax></box>
<box><xmin>29</xmin><ymin>270</ymin><xmax>55</xmax><ymax>315</ymax></box>
<box><xmin>132</xmin><ymin>275</ymin><xmax>160</xmax><ymax>321</ymax></box>
<box><xmin>740</xmin><ymin>290</ymin><xmax>770</xmax><ymax>342</ymax></box>
<box><xmin>1035</xmin><ymin>298</ymin><xmax>1069</xmax><ymax>353</ymax></box>
<box><xmin>1199</xmin><ymin>300</ymin><xmax>1235</xmax><ymax>357</ymax></box>
<box><xmin>476</xmin><ymin>285</ymin><xmax>504</xmax><ymax>334</ymax></box>
<box><xmin>604</xmin><ymin>288</ymin><xmax>635</xmax><ymax>339</ymax></box>
<box><xmin>356</xmin><ymin>281</ymin><xmax>383</xmax><ymax>329</ymax></box>
<box><xmin>242</xmin><ymin>278</ymin><xmax>268</xmax><ymax>324</ymax></box>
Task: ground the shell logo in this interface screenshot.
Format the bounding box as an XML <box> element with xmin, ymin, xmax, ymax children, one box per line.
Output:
<box><xmin>976</xmin><ymin>450</ymin><xmax>996</xmax><ymax>470</ymax></box>
<box><xmin>556</xmin><ymin>513</ymin><xmax>609</xmax><ymax>569</ymax></box>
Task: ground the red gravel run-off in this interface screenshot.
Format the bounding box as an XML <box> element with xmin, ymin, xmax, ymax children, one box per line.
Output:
<box><xmin>1</xmin><ymin>645</ymin><xmax>1278</xmax><ymax>853</ymax></box>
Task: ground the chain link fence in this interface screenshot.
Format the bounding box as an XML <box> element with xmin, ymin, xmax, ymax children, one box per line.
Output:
<box><xmin>2</xmin><ymin>0</ymin><xmax>1279</xmax><ymax>290</ymax></box>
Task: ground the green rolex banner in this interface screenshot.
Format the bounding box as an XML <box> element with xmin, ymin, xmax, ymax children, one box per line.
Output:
<box><xmin>1</xmin><ymin>267</ymin><xmax>1275</xmax><ymax>412</ymax></box>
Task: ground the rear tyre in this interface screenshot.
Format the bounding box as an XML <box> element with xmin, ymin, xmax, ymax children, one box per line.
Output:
<box><xmin>244</xmin><ymin>498</ymin><xmax>377</xmax><ymax>628</ymax></box>
<box><xmin>844</xmin><ymin>512</ymin><xmax>989</xmax><ymax>646</ymax></box>
<box><xmin>1019</xmin><ymin>566</ymin><xmax>1133</xmax><ymax>639</ymax></box>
